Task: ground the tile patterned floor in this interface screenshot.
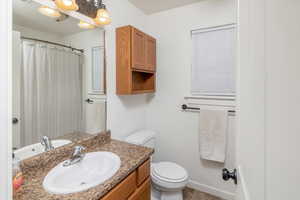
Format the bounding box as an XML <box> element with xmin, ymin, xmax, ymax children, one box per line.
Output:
<box><xmin>183</xmin><ymin>187</ymin><xmax>222</xmax><ymax>200</ymax></box>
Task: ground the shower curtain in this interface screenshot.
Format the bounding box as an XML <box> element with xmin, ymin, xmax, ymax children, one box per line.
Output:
<box><xmin>21</xmin><ymin>40</ymin><xmax>83</xmax><ymax>146</ymax></box>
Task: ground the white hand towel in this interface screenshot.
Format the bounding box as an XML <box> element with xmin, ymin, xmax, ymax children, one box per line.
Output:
<box><xmin>199</xmin><ymin>109</ymin><xmax>228</xmax><ymax>163</ymax></box>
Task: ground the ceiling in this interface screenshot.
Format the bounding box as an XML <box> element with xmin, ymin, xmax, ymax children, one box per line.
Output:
<box><xmin>13</xmin><ymin>0</ymin><xmax>85</xmax><ymax>36</ymax></box>
<box><xmin>128</xmin><ymin>0</ymin><xmax>202</xmax><ymax>14</ymax></box>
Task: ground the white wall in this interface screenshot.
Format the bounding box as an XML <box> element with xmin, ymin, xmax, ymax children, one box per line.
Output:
<box><xmin>265</xmin><ymin>0</ymin><xmax>300</xmax><ymax>199</ymax></box>
<box><xmin>144</xmin><ymin>0</ymin><xmax>237</xmax><ymax>199</ymax></box>
<box><xmin>103</xmin><ymin>0</ymin><xmax>149</xmax><ymax>140</ymax></box>
<box><xmin>13</xmin><ymin>24</ymin><xmax>63</xmax><ymax>43</ymax></box>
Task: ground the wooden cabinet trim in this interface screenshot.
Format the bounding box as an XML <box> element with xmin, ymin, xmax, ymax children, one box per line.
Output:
<box><xmin>128</xmin><ymin>178</ymin><xmax>151</xmax><ymax>200</ymax></box>
<box><xmin>145</xmin><ymin>35</ymin><xmax>156</xmax><ymax>72</ymax></box>
<box><xmin>137</xmin><ymin>159</ymin><xmax>151</xmax><ymax>186</ymax></box>
<box><xmin>116</xmin><ymin>26</ymin><xmax>132</xmax><ymax>94</ymax></box>
<box><xmin>101</xmin><ymin>172</ymin><xmax>137</xmax><ymax>200</ymax></box>
<box><xmin>131</xmin><ymin>28</ymin><xmax>147</xmax><ymax>70</ymax></box>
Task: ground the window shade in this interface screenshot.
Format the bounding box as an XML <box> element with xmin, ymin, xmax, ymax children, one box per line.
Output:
<box><xmin>191</xmin><ymin>25</ymin><xmax>236</xmax><ymax>96</ymax></box>
<box><xmin>91</xmin><ymin>46</ymin><xmax>105</xmax><ymax>94</ymax></box>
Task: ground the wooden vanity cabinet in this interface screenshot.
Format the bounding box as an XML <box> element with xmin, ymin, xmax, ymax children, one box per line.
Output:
<box><xmin>101</xmin><ymin>172</ymin><xmax>137</xmax><ymax>200</ymax></box>
<box><xmin>100</xmin><ymin>159</ymin><xmax>151</xmax><ymax>200</ymax></box>
<box><xmin>116</xmin><ymin>25</ymin><xmax>156</xmax><ymax>95</ymax></box>
<box><xmin>128</xmin><ymin>178</ymin><xmax>151</xmax><ymax>200</ymax></box>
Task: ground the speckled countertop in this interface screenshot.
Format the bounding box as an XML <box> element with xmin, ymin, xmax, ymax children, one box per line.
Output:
<box><xmin>14</xmin><ymin>132</ymin><xmax>154</xmax><ymax>200</ymax></box>
<box><xmin>55</xmin><ymin>132</ymin><xmax>93</xmax><ymax>143</ymax></box>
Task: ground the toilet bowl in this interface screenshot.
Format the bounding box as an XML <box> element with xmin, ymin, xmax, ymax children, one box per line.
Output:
<box><xmin>151</xmin><ymin>162</ymin><xmax>189</xmax><ymax>200</ymax></box>
<box><xmin>125</xmin><ymin>130</ymin><xmax>189</xmax><ymax>200</ymax></box>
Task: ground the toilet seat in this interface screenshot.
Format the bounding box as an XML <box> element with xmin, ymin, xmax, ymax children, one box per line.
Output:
<box><xmin>151</xmin><ymin>162</ymin><xmax>188</xmax><ymax>192</ymax></box>
<box><xmin>152</xmin><ymin>162</ymin><xmax>188</xmax><ymax>183</ymax></box>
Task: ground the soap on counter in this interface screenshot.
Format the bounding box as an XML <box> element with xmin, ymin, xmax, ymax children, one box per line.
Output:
<box><xmin>12</xmin><ymin>153</ymin><xmax>24</xmax><ymax>192</ymax></box>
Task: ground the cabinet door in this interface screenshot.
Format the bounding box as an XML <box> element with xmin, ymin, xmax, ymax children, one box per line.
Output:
<box><xmin>145</xmin><ymin>35</ymin><xmax>156</xmax><ymax>71</ymax></box>
<box><xmin>127</xmin><ymin>178</ymin><xmax>150</xmax><ymax>200</ymax></box>
<box><xmin>132</xmin><ymin>28</ymin><xmax>146</xmax><ymax>70</ymax></box>
<box><xmin>101</xmin><ymin>172</ymin><xmax>137</xmax><ymax>200</ymax></box>
<box><xmin>137</xmin><ymin>159</ymin><xmax>150</xmax><ymax>186</ymax></box>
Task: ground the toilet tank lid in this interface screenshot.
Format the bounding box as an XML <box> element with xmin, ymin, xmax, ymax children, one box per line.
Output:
<box><xmin>125</xmin><ymin>130</ymin><xmax>156</xmax><ymax>145</ymax></box>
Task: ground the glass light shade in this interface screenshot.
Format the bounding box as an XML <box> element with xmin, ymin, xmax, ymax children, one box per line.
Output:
<box><xmin>38</xmin><ymin>6</ymin><xmax>61</xmax><ymax>18</ymax></box>
<box><xmin>94</xmin><ymin>8</ymin><xmax>111</xmax><ymax>25</ymax></box>
<box><xmin>55</xmin><ymin>0</ymin><xmax>79</xmax><ymax>11</ymax></box>
<box><xmin>78</xmin><ymin>20</ymin><xmax>95</xmax><ymax>29</ymax></box>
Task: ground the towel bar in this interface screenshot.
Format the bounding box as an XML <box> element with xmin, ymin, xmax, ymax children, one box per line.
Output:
<box><xmin>181</xmin><ymin>104</ymin><xmax>235</xmax><ymax>113</ymax></box>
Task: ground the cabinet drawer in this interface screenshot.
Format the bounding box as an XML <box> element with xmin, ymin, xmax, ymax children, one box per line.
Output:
<box><xmin>137</xmin><ymin>159</ymin><xmax>150</xmax><ymax>186</ymax></box>
<box><xmin>128</xmin><ymin>178</ymin><xmax>151</xmax><ymax>200</ymax></box>
<box><xmin>101</xmin><ymin>172</ymin><xmax>137</xmax><ymax>200</ymax></box>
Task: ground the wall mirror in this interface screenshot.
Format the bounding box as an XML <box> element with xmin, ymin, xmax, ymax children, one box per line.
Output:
<box><xmin>12</xmin><ymin>0</ymin><xmax>107</xmax><ymax>161</ymax></box>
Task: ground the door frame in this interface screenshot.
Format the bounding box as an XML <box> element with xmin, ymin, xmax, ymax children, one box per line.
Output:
<box><xmin>12</xmin><ymin>31</ymin><xmax>22</xmax><ymax>149</ymax></box>
<box><xmin>0</xmin><ymin>0</ymin><xmax>12</xmax><ymax>199</ymax></box>
<box><xmin>236</xmin><ymin>0</ymin><xmax>266</xmax><ymax>199</ymax></box>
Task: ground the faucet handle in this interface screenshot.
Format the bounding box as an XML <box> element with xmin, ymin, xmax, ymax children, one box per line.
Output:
<box><xmin>41</xmin><ymin>136</ymin><xmax>54</xmax><ymax>151</ymax></box>
<box><xmin>41</xmin><ymin>136</ymin><xmax>48</xmax><ymax>145</ymax></box>
<box><xmin>73</xmin><ymin>146</ymin><xmax>86</xmax><ymax>155</ymax></box>
<box><xmin>63</xmin><ymin>146</ymin><xmax>86</xmax><ymax>167</ymax></box>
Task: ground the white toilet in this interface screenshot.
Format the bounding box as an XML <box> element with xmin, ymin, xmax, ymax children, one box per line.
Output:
<box><xmin>125</xmin><ymin>130</ymin><xmax>189</xmax><ymax>200</ymax></box>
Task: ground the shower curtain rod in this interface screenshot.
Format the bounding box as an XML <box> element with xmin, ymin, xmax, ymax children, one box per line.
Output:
<box><xmin>21</xmin><ymin>36</ymin><xmax>84</xmax><ymax>53</ymax></box>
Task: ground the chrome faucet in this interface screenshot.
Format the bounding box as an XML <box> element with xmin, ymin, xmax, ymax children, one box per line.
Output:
<box><xmin>63</xmin><ymin>146</ymin><xmax>86</xmax><ymax>167</ymax></box>
<box><xmin>41</xmin><ymin>136</ymin><xmax>54</xmax><ymax>152</ymax></box>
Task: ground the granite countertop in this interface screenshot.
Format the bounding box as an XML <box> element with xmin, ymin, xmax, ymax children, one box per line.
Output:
<box><xmin>55</xmin><ymin>132</ymin><xmax>93</xmax><ymax>143</ymax></box>
<box><xmin>14</xmin><ymin>132</ymin><xmax>154</xmax><ymax>200</ymax></box>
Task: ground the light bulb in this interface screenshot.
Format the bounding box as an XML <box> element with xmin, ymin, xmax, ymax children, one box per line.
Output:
<box><xmin>94</xmin><ymin>8</ymin><xmax>111</xmax><ymax>25</ymax></box>
<box><xmin>62</xmin><ymin>0</ymin><xmax>72</xmax><ymax>6</ymax></box>
<box><xmin>55</xmin><ymin>0</ymin><xmax>79</xmax><ymax>11</ymax></box>
<box><xmin>38</xmin><ymin>6</ymin><xmax>61</xmax><ymax>18</ymax></box>
<box><xmin>78</xmin><ymin>20</ymin><xmax>95</xmax><ymax>29</ymax></box>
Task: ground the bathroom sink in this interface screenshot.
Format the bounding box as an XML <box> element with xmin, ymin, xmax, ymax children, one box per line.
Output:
<box><xmin>43</xmin><ymin>152</ymin><xmax>121</xmax><ymax>194</ymax></box>
<box><xmin>14</xmin><ymin>140</ymin><xmax>71</xmax><ymax>160</ymax></box>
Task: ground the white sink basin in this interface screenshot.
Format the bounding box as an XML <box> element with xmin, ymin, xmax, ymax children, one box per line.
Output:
<box><xmin>14</xmin><ymin>140</ymin><xmax>71</xmax><ymax>160</ymax></box>
<box><xmin>43</xmin><ymin>152</ymin><xmax>121</xmax><ymax>195</ymax></box>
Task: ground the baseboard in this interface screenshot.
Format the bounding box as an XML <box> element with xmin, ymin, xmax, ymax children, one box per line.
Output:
<box><xmin>187</xmin><ymin>180</ymin><xmax>235</xmax><ymax>200</ymax></box>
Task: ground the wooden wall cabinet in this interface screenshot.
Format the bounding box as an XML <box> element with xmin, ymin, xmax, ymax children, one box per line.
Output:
<box><xmin>116</xmin><ymin>25</ymin><xmax>156</xmax><ymax>95</ymax></box>
<box><xmin>101</xmin><ymin>159</ymin><xmax>151</xmax><ymax>200</ymax></box>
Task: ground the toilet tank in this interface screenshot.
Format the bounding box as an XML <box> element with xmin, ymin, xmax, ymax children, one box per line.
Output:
<box><xmin>125</xmin><ymin>130</ymin><xmax>156</xmax><ymax>149</ymax></box>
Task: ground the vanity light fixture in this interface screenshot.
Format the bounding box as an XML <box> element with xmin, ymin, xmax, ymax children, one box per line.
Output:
<box><xmin>93</xmin><ymin>0</ymin><xmax>111</xmax><ymax>25</ymax></box>
<box><xmin>38</xmin><ymin>6</ymin><xmax>61</xmax><ymax>18</ymax></box>
<box><xmin>55</xmin><ymin>0</ymin><xmax>79</xmax><ymax>11</ymax></box>
<box><xmin>78</xmin><ymin>20</ymin><xmax>95</xmax><ymax>29</ymax></box>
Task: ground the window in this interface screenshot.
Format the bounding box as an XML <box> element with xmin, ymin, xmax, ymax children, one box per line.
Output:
<box><xmin>191</xmin><ymin>24</ymin><xmax>236</xmax><ymax>96</ymax></box>
<box><xmin>91</xmin><ymin>46</ymin><xmax>105</xmax><ymax>94</ymax></box>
